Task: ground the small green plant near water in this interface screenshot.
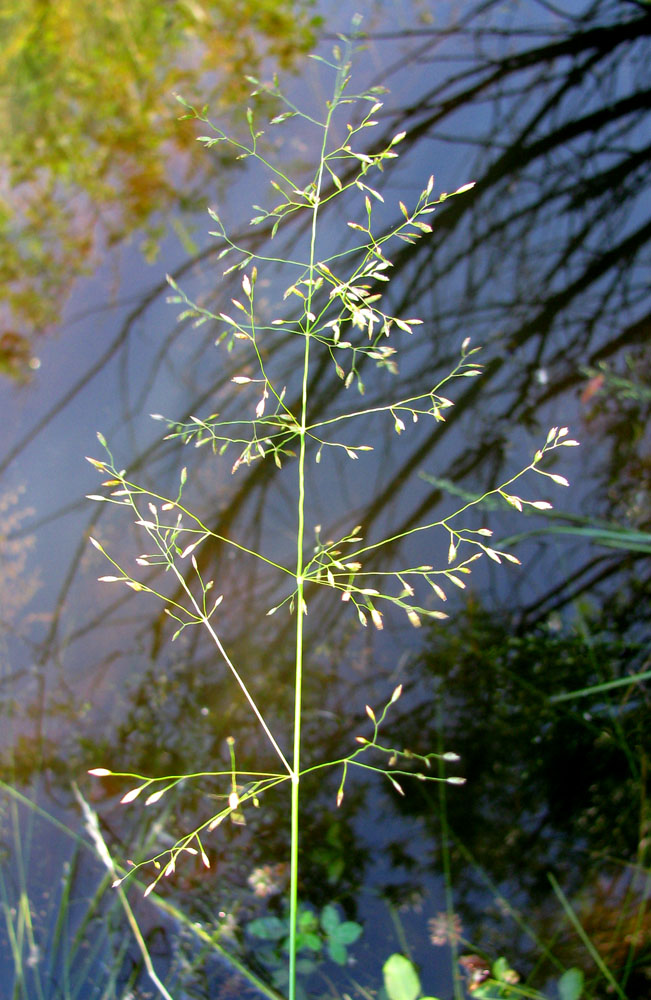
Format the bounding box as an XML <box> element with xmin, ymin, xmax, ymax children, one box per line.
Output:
<box><xmin>247</xmin><ymin>902</ymin><xmax>362</xmax><ymax>995</ymax></box>
<box><xmin>382</xmin><ymin>952</ymin><xmax>584</xmax><ymax>1000</ymax></box>
<box><xmin>84</xmin><ymin>32</ymin><xmax>577</xmax><ymax>1000</ymax></box>
<box><xmin>383</xmin><ymin>952</ymin><xmax>441</xmax><ymax>1000</ymax></box>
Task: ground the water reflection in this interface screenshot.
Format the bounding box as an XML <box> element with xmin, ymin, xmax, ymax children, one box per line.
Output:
<box><xmin>412</xmin><ymin>597</ymin><xmax>649</xmax><ymax>997</ymax></box>
<box><xmin>0</xmin><ymin>0</ymin><xmax>320</xmax><ymax>365</ymax></box>
<box><xmin>1</xmin><ymin>0</ymin><xmax>649</xmax><ymax>996</ymax></box>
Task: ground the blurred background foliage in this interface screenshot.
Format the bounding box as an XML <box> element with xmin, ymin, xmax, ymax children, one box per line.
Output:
<box><xmin>0</xmin><ymin>0</ymin><xmax>319</xmax><ymax>358</ymax></box>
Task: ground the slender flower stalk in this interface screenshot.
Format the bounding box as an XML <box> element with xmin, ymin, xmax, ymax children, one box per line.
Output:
<box><xmin>85</xmin><ymin>37</ymin><xmax>575</xmax><ymax>999</ymax></box>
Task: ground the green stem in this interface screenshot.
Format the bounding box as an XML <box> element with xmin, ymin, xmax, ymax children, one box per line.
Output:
<box><xmin>289</xmin><ymin>426</ymin><xmax>306</xmax><ymax>1000</ymax></box>
<box><xmin>288</xmin><ymin>142</ymin><xmax>315</xmax><ymax>1000</ymax></box>
<box><xmin>437</xmin><ymin>711</ymin><xmax>464</xmax><ymax>1000</ymax></box>
<box><xmin>287</xmin><ymin>53</ymin><xmax>348</xmax><ymax>1000</ymax></box>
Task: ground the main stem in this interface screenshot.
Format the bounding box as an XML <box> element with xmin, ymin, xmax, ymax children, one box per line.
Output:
<box><xmin>288</xmin><ymin>338</ymin><xmax>308</xmax><ymax>999</ymax></box>
<box><xmin>287</xmin><ymin>74</ymin><xmax>343</xmax><ymax>1000</ymax></box>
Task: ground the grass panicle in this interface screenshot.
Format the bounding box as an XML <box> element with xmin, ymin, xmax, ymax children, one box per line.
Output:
<box><xmin>85</xmin><ymin>38</ymin><xmax>576</xmax><ymax>1000</ymax></box>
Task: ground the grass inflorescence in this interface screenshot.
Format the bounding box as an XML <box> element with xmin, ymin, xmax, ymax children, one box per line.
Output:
<box><xmin>84</xmin><ymin>35</ymin><xmax>577</xmax><ymax>1000</ymax></box>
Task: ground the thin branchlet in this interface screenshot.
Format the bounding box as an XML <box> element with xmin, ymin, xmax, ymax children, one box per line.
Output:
<box><xmin>86</xmin><ymin>39</ymin><xmax>575</xmax><ymax>1000</ymax></box>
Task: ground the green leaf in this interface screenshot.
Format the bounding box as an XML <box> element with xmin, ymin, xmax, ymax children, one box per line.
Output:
<box><xmin>331</xmin><ymin>920</ymin><xmax>362</xmax><ymax>945</ymax></box>
<box><xmin>298</xmin><ymin>907</ymin><xmax>319</xmax><ymax>933</ymax></box>
<box><xmin>383</xmin><ymin>954</ymin><xmax>421</xmax><ymax>1000</ymax></box>
<box><xmin>271</xmin><ymin>967</ymin><xmax>289</xmax><ymax>988</ymax></box>
<box><xmin>247</xmin><ymin>916</ymin><xmax>286</xmax><ymax>940</ymax></box>
<box><xmin>558</xmin><ymin>968</ymin><xmax>584</xmax><ymax>1000</ymax></box>
<box><xmin>327</xmin><ymin>940</ymin><xmax>348</xmax><ymax>965</ymax></box>
<box><xmin>296</xmin><ymin>931</ymin><xmax>321</xmax><ymax>952</ymax></box>
<box><xmin>296</xmin><ymin>957</ymin><xmax>318</xmax><ymax>974</ymax></box>
<box><xmin>492</xmin><ymin>957</ymin><xmax>511</xmax><ymax>981</ymax></box>
<box><xmin>320</xmin><ymin>903</ymin><xmax>340</xmax><ymax>935</ymax></box>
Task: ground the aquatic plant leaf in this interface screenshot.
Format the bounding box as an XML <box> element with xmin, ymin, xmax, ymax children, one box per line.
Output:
<box><xmin>247</xmin><ymin>916</ymin><xmax>286</xmax><ymax>941</ymax></box>
<box><xmin>330</xmin><ymin>920</ymin><xmax>362</xmax><ymax>946</ymax></box>
<box><xmin>558</xmin><ymin>968</ymin><xmax>584</xmax><ymax>1000</ymax></box>
<box><xmin>320</xmin><ymin>903</ymin><xmax>340</xmax><ymax>935</ymax></box>
<box><xmin>383</xmin><ymin>954</ymin><xmax>421</xmax><ymax>1000</ymax></box>
<box><xmin>327</xmin><ymin>940</ymin><xmax>347</xmax><ymax>965</ymax></box>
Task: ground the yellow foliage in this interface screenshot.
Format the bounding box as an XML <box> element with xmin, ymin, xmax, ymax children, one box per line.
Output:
<box><xmin>0</xmin><ymin>0</ymin><xmax>318</xmax><ymax>346</ymax></box>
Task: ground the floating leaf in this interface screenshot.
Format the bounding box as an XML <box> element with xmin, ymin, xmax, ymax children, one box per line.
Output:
<box><xmin>558</xmin><ymin>967</ymin><xmax>584</xmax><ymax>1000</ymax></box>
<box><xmin>383</xmin><ymin>954</ymin><xmax>422</xmax><ymax>1000</ymax></box>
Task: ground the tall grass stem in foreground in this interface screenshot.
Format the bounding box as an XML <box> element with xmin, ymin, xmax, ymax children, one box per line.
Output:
<box><xmin>86</xmin><ymin>35</ymin><xmax>576</xmax><ymax>1000</ymax></box>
